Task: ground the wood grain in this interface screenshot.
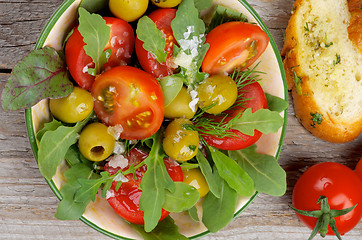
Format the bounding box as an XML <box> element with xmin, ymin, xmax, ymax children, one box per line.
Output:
<box><xmin>0</xmin><ymin>0</ymin><xmax>361</xmax><ymax>239</ymax></box>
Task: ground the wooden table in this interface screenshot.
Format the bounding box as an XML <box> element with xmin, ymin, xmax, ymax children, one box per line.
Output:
<box><xmin>0</xmin><ymin>0</ymin><xmax>361</xmax><ymax>239</ymax></box>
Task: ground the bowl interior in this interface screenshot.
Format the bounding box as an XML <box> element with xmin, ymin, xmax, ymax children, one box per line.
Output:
<box><xmin>25</xmin><ymin>0</ymin><xmax>288</xmax><ymax>239</ymax></box>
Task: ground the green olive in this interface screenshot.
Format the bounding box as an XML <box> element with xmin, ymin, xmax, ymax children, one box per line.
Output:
<box><xmin>49</xmin><ymin>87</ymin><xmax>94</xmax><ymax>123</ymax></box>
<box><xmin>196</xmin><ymin>74</ymin><xmax>238</xmax><ymax>114</ymax></box>
<box><xmin>78</xmin><ymin>122</ymin><xmax>115</xmax><ymax>162</ymax></box>
<box><xmin>163</xmin><ymin>118</ymin><xmax>199</xmax><ymax>162</ymax></box>
<box><xmin>183</xmin><ymin>168</ymin><xmax>209</xmax><ymax>198</ymax></box>
<box><xmin>164</xmin><ymin>87</ymin><xmax>197</xmax><ymax>119</ymax></box>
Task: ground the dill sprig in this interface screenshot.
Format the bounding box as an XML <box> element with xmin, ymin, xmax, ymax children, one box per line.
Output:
<box><xmin>191</xmin><ymin>65</ymin><xmax>264</xmax><ymax>138</ymax></box>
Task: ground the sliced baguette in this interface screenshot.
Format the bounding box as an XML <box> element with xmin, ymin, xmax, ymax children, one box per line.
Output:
<box><xmin>282</xmin><ymin>0</ymin><xmax>362</xmax><ymax>143</ymax></box>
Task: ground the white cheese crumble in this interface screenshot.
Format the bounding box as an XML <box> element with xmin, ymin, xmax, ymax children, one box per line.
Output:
<box><xmin>177</xmin><ymin>26</ymin><xmax>204</xmax><ymax>58</ymax></box>
<box><xmin>107</xmin><ymin>124</ymin><xmax>124</xmax><ymax>140</ymax></box>
<box><xmin>108</xmin><ymin>154</ymin><xmax>129</xmax><ymax>169</ymax></box>
<box><xmin>113</xmin><ymin>141</ymin><xmax>125</xmax><ymax>155</ymax></box>
<box><xmin>106</xmin><ymin>189</ymin><xmax>115</xmax><ymax>199</ymax></box>
<box><xmin>188</xmin><ymin>89</ymin><xmax>199</xmax><ymax>112</ymax></box>
<box><xmin>113</xmin><ymin>172</ymin><xmax>129</xmax><ymax>183</ymax></box>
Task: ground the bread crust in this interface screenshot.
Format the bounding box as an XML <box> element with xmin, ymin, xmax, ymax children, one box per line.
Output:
<box><xmin>282</xmin><ymin>0</ymin><xmax>362</xmax><ymax>143</ymax></box>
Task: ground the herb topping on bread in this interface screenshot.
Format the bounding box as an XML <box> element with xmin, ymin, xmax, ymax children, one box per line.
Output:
<box><xmin>282</xmin><ymin>0</ymin><xmax>362</xmax><ymax>143</ymax></box>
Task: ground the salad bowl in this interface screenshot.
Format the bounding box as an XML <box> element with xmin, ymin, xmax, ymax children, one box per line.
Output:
<box><xmin>25</xmin><ymin>0</ymin><xmax>288</xmax><ymax>239</ymax></box>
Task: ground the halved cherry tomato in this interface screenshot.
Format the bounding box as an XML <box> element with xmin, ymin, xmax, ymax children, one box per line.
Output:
<box><xmin>135</xmin><ymin>8</ymin><xmax>178</xmax><ymax>78</ymax></box>
<box><xmin>65</xmin><ymin>17</ymin><xmax>134</xmax><ymax>90</ymax></box>
<box><xmin>202</xmin><ymin>22</ymin><xmax>269</xmax><ymax>75</ymax></box>
<box><xmin>105</xmin><ymin>148</ymin><xmax>183</xmax><ymax>225</ymax></box>
<box><xmin>202</xmin><ymin>81</ymin><xmax>268</xmax><ymax>150</ymax></box>
<box><xmin>292</xmin><ymin>162</ymin><xmax>362</xmax><ymax>236</ymax></box>
<box><xmin>91</xmin><ymin>66</ymin><xmax>164</xmax><ymax>140</ymax></box>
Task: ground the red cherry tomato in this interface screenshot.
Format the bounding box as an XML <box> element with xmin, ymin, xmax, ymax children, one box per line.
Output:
<box><xmin>105</xmin><ymin>148</ymin><xmax>183</xmax><ymax>225</ymax></box>
<box><xmin>202</xmin><ymin>22</ymin><xmax>269</xmax><ymax>75</ymax></box>
<box><xmin>91</xmin><ymin>66</ymin><xmax>164</xmax><ymax>140</ymax></box>
<box><xmin>202</xmin><ymin>81</ymin><xmax>268</xmax><ymax>150</ymax></box>
<box><xmin>292</xmin><ymin>162</ymin><xmax>362</xmax><ymax>236</ymax></box>
<box><xmin>355</xmin><ymin>158</ymin><xmax>362</xmax><ymax>180</ymax></box>
<box><xmin>65</xmin><ymin>17</ymin><xmax>135</xmax><ymax>90</ymax></box>
<box><xmin>135</xmin><ymin>8</ymin><xmax>178</xmax><ymax>78</ymax></box>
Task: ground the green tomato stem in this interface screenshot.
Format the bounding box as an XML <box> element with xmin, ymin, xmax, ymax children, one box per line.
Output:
<box><xmin>290</xmin><ymin>195</ymin><xmax>357</xmax><ymax>240</ymax></box>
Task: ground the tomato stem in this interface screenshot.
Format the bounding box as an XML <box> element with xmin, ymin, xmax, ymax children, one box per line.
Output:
<box><xmin>290</xmin><ymin>195</ymin><xmax>357</xmax><ymax>240</ymax></box>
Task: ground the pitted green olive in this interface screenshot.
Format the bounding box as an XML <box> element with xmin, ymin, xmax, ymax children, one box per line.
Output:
<box><xmin>49</xmin><ymin>87</ymin><xmax>93</xmax><ymax>123</ymax></box>
<box><xmin>78</xmin><ymin>122</ymin><xmax>115</xmax><ymax>162</ymax></box>
<box><xmin>196</xmin><ymin>74</ymin><xmax>238</xmax><ymax>114</ymax></box>
<box><xmin>164</xmin><ymin>87</ymin><xmax>197</xmax><ymax>119</ymax></box>
<box><xmin>163</xmin><ymin>118</ymin><xmax>199</xmax><ymax>162</ymax></box>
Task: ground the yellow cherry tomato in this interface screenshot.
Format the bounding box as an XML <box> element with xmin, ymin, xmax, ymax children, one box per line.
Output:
<box><xmin>183</xmin><ymin>168</ymin><xmax>209</xmax><ymax>197</ymax></box>
<box><xmin>109</xmin><ymin>0</ymin><xmax>148</xmax><ymax>22</ymax></box>
<box><xmin>197</xmin><ymin>74</ymin><xmax>238</xmax><ymax>114</ymax></box>
<box><xmin>78</xmin><ymin>122</ymin><xmax>116</xmax><ymax>162</ymax></box>
<box><xmin>151</xmin><ymin>0</ymin><xmax>182</xmax><ymax>8</ymax></box>
<box><xmin>163</xmin><ymin>118</ymin><xmax>199</xmax><ymax>162</ymax></box>
<box><xmin>49</xmin><ymin>87</ymin><xmax>93</xmax><ymax>123</ymax></box>
<box><xmin>164</xmin><ymin>86</ymin><xmax>197</xmax><ymax>119</ymax></box>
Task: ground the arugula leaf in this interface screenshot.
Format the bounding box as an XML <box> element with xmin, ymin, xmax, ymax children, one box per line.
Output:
<box><xmin>195</xmin><ymin>151</ymin><xmax>220</xmax><ymax>198</ymax></box>
<box><xmin>55</xmin><ymin>163</ymin><xmax>94</xmax><ymax>220</ymax></box>
<box><xmin>65</xmin><ymin>144</ymin><xmax>93</xmax><ymax>168</ymax></box>
<box><xmin>136</xmin><ymin>16</ymin><xmax>167</xmax><ymax>63</ymax></box>
<box><xmin>37</xmin><ymin>112</ymin><xmax>93</xmax><ymax>180</ymax></box>
<box><xmin>208</xmin><ymin>146</ymin><xmax>254</xmax><ymax>196</ymax></box>
<box><xmin>139</xmin><ymin>131</ymin><xmax>175</xmax><ymax>232</ymax></box>
<box><xmin>171</xmin><ymin>0</ymin><xmax>209</xmax><ymax>86</ymax></box>
<box><xmin>159</xmin><ymin>75</ymin><xmax>184</xmax><ymax>107</ymax></box>
<box><xmin>1</xmin><ymin>47</ymin><xmax>73</xmax><ymax>111</ymax></box>
<box><xmin>230</xmin><ymin>108</ymin><xmax>284</xmax><ymax>136</ymax></box>
<box><xmin>132</xmin><ymin>216</ymin><xmax>188</xmax><ymax>240</ymax></box>
<box><xmin>79</xmin><ymin>0</ymin><xmax>108</xmax><ymax>13</ymax></box>
<box><xmin>229</xmin><ymin>145</ymin><xmax>286</xmax><ymax>196</ymax></box>
<box><xmin>265</xmin><ymin>93</ymin><xmax>289</xmax><ymax>113</ymax></box>
<box><xmin>202</xmin><ymin>169</ymin><xmax>238</xmax><ymax>233</ymax></box>
<box><xmin>163</xmin><ymin>182</ymin><xmax>200</xmax><ymax>212</ymax></box>
<box><xmin>188</xmin><ymin>206</ymin><xmax>200</xmax><ymax>222</ymax></box>
<box><xmin>194</xmin><ymin>0</ymin><xmax>212</xmax><ymax>11</ymax></box>
<box><xmin>207</xmin><ymin>5</ymin><xmax>248</xmax><ymax>33</ymax></box>
<box><xmin>36</xmin><ymin>118</ymin><xmax>62</xmax><ymax>141</ymax></box>
<box><xmin>74</xmin><ymin>171</ymin><xmax>107</xmax><ymax>202</ymax></box>
<box><xmin>78</xmin><ymin>7</ymin><xmax>110</xmax><ymax>76</ymax></box>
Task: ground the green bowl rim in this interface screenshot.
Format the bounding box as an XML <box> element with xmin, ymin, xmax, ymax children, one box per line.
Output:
<box><xmin>24</xmin><ymin>0</ymin><xmax>288</xmax><ymax>239</ymax></box>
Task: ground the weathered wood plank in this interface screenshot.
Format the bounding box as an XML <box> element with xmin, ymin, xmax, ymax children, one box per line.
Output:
<box><xmin>0</xmin><ymin>0</ymin><xmax>361</xmax><ymax>240</ymax></box>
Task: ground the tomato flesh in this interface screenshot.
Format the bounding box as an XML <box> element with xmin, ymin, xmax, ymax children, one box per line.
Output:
<box><xmin>105</xmin><ymin>148</ymin><xmax>183</xmax><ymax>225</ymax></box>
<box><xmin>202</xmin><ymin>81</ymin><xmax>268</xmax><ymax>150</ymax></box>
<box><xmin>292</xmin><ymin>162</ymin><xmax>362</xmax><ymax>236</ymax></box>
<box><xmin>202</xmin><ymin>22</ymin><xmax>269</xmax><ymax>75</ymax></box>
<box><xmin>135</xmin><ymin>8</ymin><xmax>178</xmax><ymax>78</ymax></box>
<box><xmin>65</xmin><ymin>17</ymin><xmax>134</xmax><ymax>90</ymax></box>
<box><xmin>91</xmin><ymin>66</ymin><xmax>164</xmax><ymax>140</ymax></box>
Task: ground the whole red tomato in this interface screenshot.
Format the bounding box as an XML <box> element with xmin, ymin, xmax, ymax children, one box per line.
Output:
<box><xmin>65</xmin><ymin>17</ymin><xmax>134</xmax><ymax>90</ymax></box>
<box><xmin>292</xmin><ymin>162</ymin><xmax>362</xmax><ymax>237</ymax></box>
<box><xmin>91</xmin><ymin>66</ymin><xmax>164</xmax><ymax>140</ymax></box>
<box><xmin>201</xmin><ymin>81</ymin><xmax>268</xmax><ymax>150</ymax></box>
<box><xmin>105</xmin><ymin>148</ymin><xmax>183</xmax><ymax>225</ymax></box>
<box><xmin>202</xmin><ymin>21</ymin><xmax>269</xmax><ymax>75</ymax></box>
<box><xmin>135</xmin><ymin>8</ymin><xmax>178</xmax><ymax>78</ymax></box>
<box><xmin>355</xmin><ymin>158</ymin><xmax>362</xmax><ymax>180</ymax></box>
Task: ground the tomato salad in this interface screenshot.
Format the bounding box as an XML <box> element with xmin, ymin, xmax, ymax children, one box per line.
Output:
<box><xmin>1</xmin><ymin>0</ymin><xmax>288</xmax><ymax>237</ymax></box>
